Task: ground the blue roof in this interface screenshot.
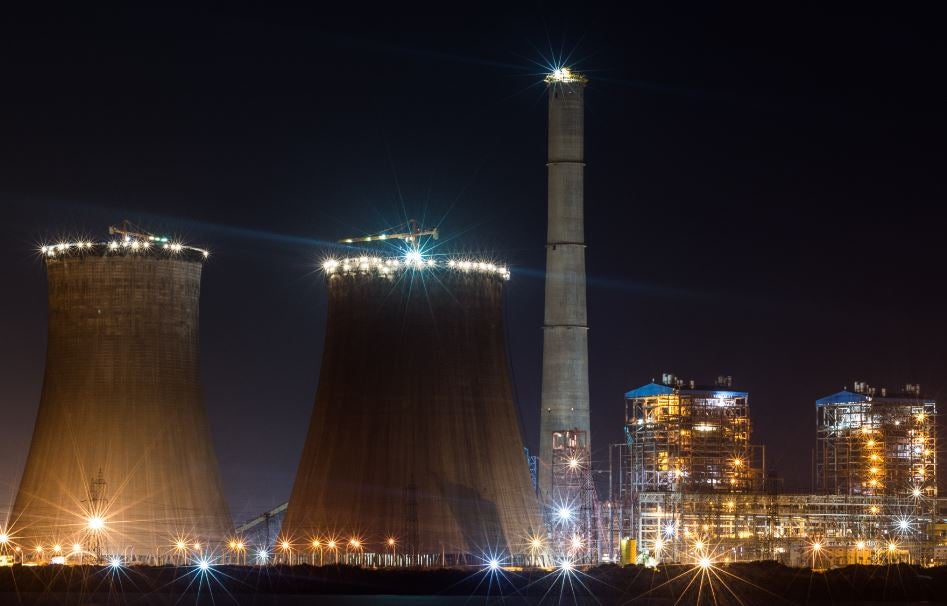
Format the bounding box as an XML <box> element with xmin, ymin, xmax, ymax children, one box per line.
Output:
<box><xmin>625</xmin><ymin>383</ymin><xmax>674</xmax><ymax>398</ymax></box>
<box><xmin>817</xmin><ymin>390</ymin><xmax>934</xmax><ymax>406</ymax></box>
<box><xmin>816</xmin><ymin>390</ymin><xmax>867</xmax><ymax>406</ymax></box>
<box><xmin>624</xmin><ymin>382</ymin><xmax>748</xmax><ymax>399</ymax></box>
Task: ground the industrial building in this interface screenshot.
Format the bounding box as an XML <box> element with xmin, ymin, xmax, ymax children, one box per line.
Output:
<box><xmin>629</xmin><ymin>492</ymin><xmax>934</xmax><ymax>567</ymax></box>
<box><xmin>10</xmin><ymin>226</ymin><xmax>233</xmax><ymax>563</ymax></box>
<box><xmin>282</xmin><ymin>249</ymin><xmax>542</xmax><ymax>563</ymax></box>
<box><xmin>625</xmin><ymin>374</ymin><xmax>763</xmax><ymax>494</ymax></box>
<box><xmin>609</xmin><ymin>376</ymin><xmax>943</xmax><ymax>569</ymax></box>
<box><xmin>4</xmin><ymin>59</ymin><xmax>942</xmax><ymax>574</ymax></box>
<box><xmin>816</xmin><ymin>382</ymin><xmax>937</xmax><ymax>502</ymax></box>
<box><xmin>607</xmin><ymin>374</ymin><xmax>764</xmax><ymax>563</ymax></box>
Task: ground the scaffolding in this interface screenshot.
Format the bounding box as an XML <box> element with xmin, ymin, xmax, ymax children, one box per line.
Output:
<box><xmin>605</xmin><ymin>440</ymin><xmax>633</xmax><ymax>563</ymax></box>
<box><xmin>625</xmin><ymin>374</ymin><xmax>763</xmax><ymax>495</ymax></box>
<box><xmin>816</xmin><ymin>382</ymin><xmax>937</xmax><ymax>505</ymax></box>
<box><xmin>610</xmin><ymin>375</ymin><xmax>941</xmax><ymax>569</ymax></box>
<box><xmin>548</xmin><ymin>429</ymin><xmax>599</xmax><ymax>564</ymax></box>
<box><xmin>616</xmin><ymin>374</ymin><xmax>765</xmax><ymax>565</ymax></box>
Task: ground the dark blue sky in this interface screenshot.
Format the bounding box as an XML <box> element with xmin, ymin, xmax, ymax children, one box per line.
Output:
<box><xmin>1</xmin><ymin>3</ymin><xmax>944</xmax><ymax>522</ymax></box>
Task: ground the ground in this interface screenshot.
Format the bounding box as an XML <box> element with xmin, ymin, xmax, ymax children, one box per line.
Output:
<box><xmin>2</xmin><ymin>561</ymin><xmax>947</xmax><ymax>604</ymax></box>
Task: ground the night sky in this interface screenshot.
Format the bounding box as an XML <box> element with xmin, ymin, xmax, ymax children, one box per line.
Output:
<box><xmin>1</xmin><ymin>4</ymin><xmax>944</xmax><ymax>523</ymax></box>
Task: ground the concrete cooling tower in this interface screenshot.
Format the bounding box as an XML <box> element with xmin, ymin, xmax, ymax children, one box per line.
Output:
<box><xmin>11</xmin><ymin>233</ymin><xmax>232</xmax><ymax>562</ymax></box>
<box><xmin>283</xmin><ymin>253</ymin><xmax>542</xmax><ymax>562</ymax></box>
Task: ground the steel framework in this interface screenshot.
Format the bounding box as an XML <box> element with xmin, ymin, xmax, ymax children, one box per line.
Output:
<box><xmin>548</xmin><ymin>429</ymin><xmax>599</xmax><ymax>564</ymax></box>
<box><xmin>816</xmin><ymin>382</ymin><xmax>936</xmax><ymax>503</ymax></box>
<box><xmin>609</xmin><ymin>377</ymin><xmax>941</xmax><ymax>569</ymax></box>
<box><xmin>634</xmin><ymin>492</ymin><xmax>938</xmax><ymax>567</ymax></box>
<box><xmin>625</xmin><ymin>376</ymin><xmax>763</xmax><ymax>494</ymax></box>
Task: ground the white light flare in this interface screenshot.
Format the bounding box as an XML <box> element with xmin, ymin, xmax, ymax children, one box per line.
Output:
<box><xmin>545</xmin><ymin>66</ymin><xmax>588</xmax><ymax>84</ymax></box>
<box><xmin>87</xmin><ymin>516</ymin><xmax>105</xmax><ymax>531</ymax></box>
<box><xmin>405</xmin><ymin>250</ymin><xmax>423</xmax><ymax>266</ymax></box>
<box><xmin>556</xmin><ymin>506</ymin><xmax>574</xmax><ymax>522</ymax></box>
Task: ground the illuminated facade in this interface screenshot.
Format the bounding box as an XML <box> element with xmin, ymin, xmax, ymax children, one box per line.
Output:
<box><xmin>607</xmin><ymin>375</ymin><xmax>764</xmax><ymax>564</ymax></box>
<box><xmin>633</xmin><ymin>492</ymin><xmax>936</xmax><ymax>567</ymax></box>
<box><xmin>606</xmin><ymin>376</ymin><xmax>942</xmax><ymax>569</ymax></box>
<box><xmin>625</xmin><ymin>374</ymin><xmax>763</xmax><ymax>494</ymax></box>
<box><xmin>816</xmin><ymin>382</ymin><xmax>937</xmax><ymax>501</ymax></box>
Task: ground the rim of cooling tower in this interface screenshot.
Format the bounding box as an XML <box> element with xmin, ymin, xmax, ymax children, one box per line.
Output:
<box><xmin>321</xmin><ymin>254</ymin><xmax>510</xmax><ymax>280</ymax></box>
<box><xmin>40</xmin><ymin>239</ymin><xmax>210</xmax><ymax>262</ymax></box>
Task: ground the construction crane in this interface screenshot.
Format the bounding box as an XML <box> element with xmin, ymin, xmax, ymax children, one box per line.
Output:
<box><xmin>338</xmin><ymin>219</ymin><xmax>439</xmax><ymax>245</ymax></box>
<box><xmin>107</xmin><ymin>220</ymin><xmax>209</xmax><ymax>256</ymax></box>
<box><xmin>108</xmin><ymin>220</ymin><xmax>170</xmax><ymax>243</ymax></box>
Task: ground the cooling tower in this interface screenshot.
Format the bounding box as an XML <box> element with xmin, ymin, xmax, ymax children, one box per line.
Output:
<box><xmin>11</xmin><ymin>236</ymin><xmax>232</xmax><ymax>559</ymax></box>
<box><xmin>283</xmin><ymin>255</ymin><xmax>542</xmax><ymax>559</ymax></box>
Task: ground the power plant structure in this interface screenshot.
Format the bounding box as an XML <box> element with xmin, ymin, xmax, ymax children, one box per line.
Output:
<box><xmin>10</xmin><ymin>225</ymin><xmax>232</xmax><ymax>563</ymax></box>
<box><xmin>282</xmin><ymin>240</ymin><xmax>543</xmax><ymax>564</ymax></box>
<box><xmin>626</xmin><ymin>373</ymin><xmax>763</xmax><ymax>495</ymax></box>
<box><xmin>816</xmin><ymin>382</ymin><xmax>936</xmax><ymax>502</ymax></box>
<box><xmin>4</xmin><ymin>63</ymin><xmax>945</xmax><ymax>575</ymax></box>
<box><xmin>539</xmin><ymin>67</ymin><xmax>593</xmax><ymax>519</ymax></box>
<box><xmin>612</xmin><ymin>374</ymin><xmax>765</xmax><ymax>563</ymax></box>
<box><xmin>548</xmin><ymin>429</ymin><xmax>600</xmax><ymax>564</ymax></box>
<box><xmin>609</xmin><ymin>375</ymin><xmax>944</xmax><ymax>568</ymax></box>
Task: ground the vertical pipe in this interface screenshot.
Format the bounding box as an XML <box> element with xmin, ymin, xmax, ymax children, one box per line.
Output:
<box><xmin>608</xmin><ymin>444</ymin><xmax>615</xmax><ymax>560</ymax></box>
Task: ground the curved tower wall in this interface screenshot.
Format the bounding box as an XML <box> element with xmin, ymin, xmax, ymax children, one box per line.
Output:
<box><xmin>12</xmin><ymin>250</ymin><xmax>232</xmax><ymax>556</ymax></box>
<box><xmin>539</xmin><ymin>76</ymin><xmax>591</xmax><ymax>498</ymax></box>
<box><xmin>283</xmin><ymin>263</ymin><xmax>542</xmax><ymax>556</ymax></box>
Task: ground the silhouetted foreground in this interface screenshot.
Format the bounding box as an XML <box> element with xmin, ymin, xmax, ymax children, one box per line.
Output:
<box><xmin>2</xmin><ymin>562</ymin><xmax>947</xmax><ymax>604</ymax></box>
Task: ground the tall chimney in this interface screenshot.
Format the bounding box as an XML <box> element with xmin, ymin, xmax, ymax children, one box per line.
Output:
<box><xmin>539</xmin><ymin>67</ymin><xmax>590</xmax><ymax>499</ymax></box>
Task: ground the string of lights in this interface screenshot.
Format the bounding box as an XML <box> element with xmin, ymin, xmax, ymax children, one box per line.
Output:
<box><xmin>39</xmin><ymin>236</ymin><xmax>209</xmax><ymax>260</ymax></box>
<box><xmin>322</xmin><ymin>253</ymin><xmax>510</xmax><ymax>280</ymax></box>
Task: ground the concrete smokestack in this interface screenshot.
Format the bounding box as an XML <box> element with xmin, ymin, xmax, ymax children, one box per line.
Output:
<box><xmin>11</xmin><ymin>237</ymin><xmax>232</xmax><ymax>559</ymax></box>
<box><xmin>539</xmin><ymin>68</ymin><xmax>590</xmax><ymax>499</ymax></box>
